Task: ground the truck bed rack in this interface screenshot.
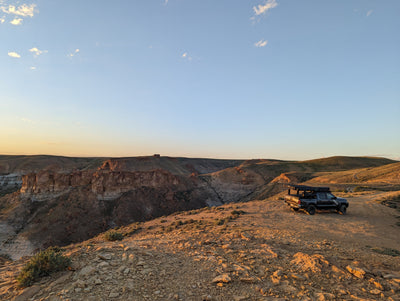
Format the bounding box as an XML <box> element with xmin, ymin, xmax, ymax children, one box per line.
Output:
<box><xmin>288</xmin><ymin>184</ymin><xmax>330</xmax><ymax>193</ymax></box>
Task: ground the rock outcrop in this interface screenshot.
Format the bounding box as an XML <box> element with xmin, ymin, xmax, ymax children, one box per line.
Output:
<box><xmin>20</xmin><ymin>169</ymin><xmax>185</xmax><ymax>201</ymax></box>
<box><xmin>0</xmin><ymin>174</ymin><xmax>22</xmax><ymax>197</ymax></box>
<box><xmin>1</xmin><ymin>154</ymin><xmax>398</xmax><ymax>261</ymax></box>
<box><xmin>2</xmin><ymin>168</ymin><xmax>217</xmax><ymax>254</ymax></box>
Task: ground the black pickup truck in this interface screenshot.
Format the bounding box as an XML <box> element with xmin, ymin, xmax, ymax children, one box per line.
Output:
<box><xmin>284</xmin><ymin>184</ymin><xmax>348</xmax><ymax>215</ymax></box>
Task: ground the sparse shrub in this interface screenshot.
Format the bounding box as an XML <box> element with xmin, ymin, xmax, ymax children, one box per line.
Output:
<box><xmin>104</xmin><ymin>230</ymin><xmax>124</xmax><ymax>241</ymax></box>
<box><xmin>231</xmin><ymin>210</ymin><xmax>246</xmax><ymax>216</ymax></box>
<box><xmin>16</xmin><ymin>247</ymin><xmax>71</xmax><ymax>287</ymax></box>
<box><xmin>214</xmin><ymin>218</ymin><xmax>231</xmax><ymax>225</ymax></box>
<box><xmin>375</xmin><ymin>192</ymin><xmax>400</xmax><ymax>212</ymax></box>
<box><xmin>125</xmin><ymin>224</ymin><xmax>142</xmax><ymax>236</ymax></box>
<box><xmin>214</xmin><ymin>219</ymin><xmax>224</xmax><ymax>225</ymax></box>
<box><xmin>0</xmin><ymin>253</ymin><xmax>12</xmax><ymax>261</ymax></box>
<box><xmin>353</xmin><ymin>186</ymin><xmax>363</xmax><ymax>192</ymax></box>
<box><xmin>371</xmin><ymin>247</ymin><xmax>400</xmax><ymax>257</ymax></box>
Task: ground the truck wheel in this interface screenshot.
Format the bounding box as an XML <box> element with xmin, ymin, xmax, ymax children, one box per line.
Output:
<box><xmin>338</xmin><ymin>205</ymin><xmax>347</xmax><ymax>215</ymax></box>
<box><xmin>307</xmin><ymin>205</ymin><xmax>316</xmax><ymax>215</ymax></box>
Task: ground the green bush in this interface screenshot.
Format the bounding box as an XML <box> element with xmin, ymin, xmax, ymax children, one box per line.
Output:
<box><xmin>17</xmin><ymin>247</ymin><xmax>71</xmax><ymax>287</ymax></box>
<box><xmin>104</xmin><ymin>230</ymin><xmax>124</xmax><ymax>241</ymax></box>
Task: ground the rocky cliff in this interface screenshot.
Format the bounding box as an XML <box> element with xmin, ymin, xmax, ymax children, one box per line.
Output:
<box><xmin>0</xmin><ymin>174</ymin><xmax>22</xmax><ymax>197</ymax></box>
<box><xmin>1</xmin><ymin>168</ymin><xmax>220</xmax><ymax>257</ymax></box>
<box><xmin>0</xmin><ymin>155</ymin><xmax>397</xmax><ymax>260</ymax></box>
<box><xmin>20</xmin><ymin>169</ymin><xmax>186</xmax><ymax>201</ymax></box>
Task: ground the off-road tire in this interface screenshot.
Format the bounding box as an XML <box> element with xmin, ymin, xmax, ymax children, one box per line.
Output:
<box><xmin>307</xmin><ymin>205</ymin><xmax>316</xmax><ymax>215</ymax></box>
<box><xmin>338</xmin><ymin>205</ymin><xmax>347</xmax><ymax>215</ymax></box>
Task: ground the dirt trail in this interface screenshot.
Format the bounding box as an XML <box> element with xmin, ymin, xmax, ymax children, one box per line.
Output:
<box><xmin>1</xmin><ymin>191</ymin><xmax>399</xmax><ymax>301</ymax></box>
<box><xmin>253</xmin><ymin>192</ymin><xmax>400</xmax><ymax>250</ymax></box>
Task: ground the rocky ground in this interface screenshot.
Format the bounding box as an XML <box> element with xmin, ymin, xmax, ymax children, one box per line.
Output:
<box><xmin>1</xmin><ymin>191</ymin><xmax>400</xmax><ymax>301</ymax></box>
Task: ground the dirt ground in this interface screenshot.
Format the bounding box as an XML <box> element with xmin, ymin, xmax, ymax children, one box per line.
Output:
<box><xmin>1</xmin><ymin>191</ymin><xmax>400</xmax><ymax>301</ymax></box>
<box><xmin>258</xmin><ymin>191</ymin><xmax>400</xmax><ymax>251</ymax></box>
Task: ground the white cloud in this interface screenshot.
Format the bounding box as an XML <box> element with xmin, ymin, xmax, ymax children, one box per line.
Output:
<box><xmin>68</xmin><ymin>49</ymin><xmax>80</xmax><ymax>57</ymax></box>
<box><xmin>29</xmin><ymin>47</ymin><xmax>48</xmax><ymax>56</ymax></box>
<box><xmin>366</xmin><ymin>10</ymin><xmax>373</xmax><ymax>17</ymax></box>
<box><xmin>21</xmin><ymin>117</ymin><xmax>35</xmax><ymax>124</ymax></box>
<box><xmin>254</xmin><ymin>39</ymin><xmax>268</xmax><ymax>47</ymax></box>
<box><xmin>181</xmin><ymin>52</ymin><xmax>192</xmax><ymax>61</ymax></box>
<box><xmin>8</xmin><ymin>51</ymin><xmax>20</xmax><ymax>58</ymax></box>
<box><xmin>10</xmin><ymin>17</ymin><xmax>22</xmax><ymax>25</ymax></box>
<box><xmin>0</xmin><ymin>4</ymin><xmax>37</xmax><ymax>17</ymax></box>
<box><xmin>253</xmin><ymin>0</ymin><xmax>278</xmax><ymax>16</ymax></box>
<box><xmin>164</xmin><ymin>0</ymin><xmax>168</xmax><ymax>4</ymax></box>
<box><xmin>0</xmin><ymin>16</ymin><xmax>5</xmax><ymax>23</ymax></box>
<box><xmin>30</xmin><ymin>66</ymin><xmax>36</xmax><ymax>70</ymax></box>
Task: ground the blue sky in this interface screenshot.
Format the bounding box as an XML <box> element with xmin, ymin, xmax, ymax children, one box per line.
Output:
<box><xmin>0</xmin><ymin>0</ymin><xmax>399</xmax><ymax>160</ymax></box>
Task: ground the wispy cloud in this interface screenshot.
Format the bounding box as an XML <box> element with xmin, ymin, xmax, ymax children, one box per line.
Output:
<box><xmin>164</xmin><ymin>0</ymin><xmax>168</xmax><ymax>5</ymax></box>
<box><xmin>30</xmin><ymin>66</ymin><xmax>36</xmax><ymax>70</ymax></box>
<box><xmin>253</xmin><ymin>0</ymin><xmax>278</xmax><ymax>16</ymax></box>
<box><xmin>181</xmin><ymin>52</ymin><xmax>192</xmax><ymax>61</ymax></box>
<box><xmin>366</xmin><ymin>10</ymin><xmax>373</xmax><ymax>17</ymax></box>
<box><xmin>0</xmin><ymin>4</ymin><xmax>37</xmax><ymax>17</ymax></box>
<box><xmin>0</xmin><ymin>16</ymin><xmax>5</xmax><ymax>24</ymax></box>
<box><xmin>68</xmin><ymin>48</ymin><xmax>80</xmax><ymax>57</ymax></box>
<box><xmin>21</xmin><ymin>117</ymin><xmax>36</xmax><ymax>124</ymax></box>
<box><xmin>8</xmin><ymin>51</ymin><xmax>20</xmax><ymax>58</ymax></box>
<box><xmin>10</xmin><ymin>17</ymin><xmax>22</xmax><ymax>25</ymax></box>
<box><xmin>29</xmin><ymin>47</ymin><xmax>48</xmax><ymax>57</ymax></box>
<box><xmin>254</xmin><ymin>39</ymin><xmax>268</xmax><ymax>47</ymax></box>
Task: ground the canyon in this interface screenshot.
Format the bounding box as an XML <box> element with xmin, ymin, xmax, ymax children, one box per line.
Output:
<box><xmin>0</xmin><ymin>155</ymin><xmax>398</xmax><ymax>260</ymax></box>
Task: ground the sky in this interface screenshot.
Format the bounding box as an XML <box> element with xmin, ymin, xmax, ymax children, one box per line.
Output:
<box><xmin>0</xmin><ymin>0</ymin><xmax>399</xmax><ymax>160</ymax></box>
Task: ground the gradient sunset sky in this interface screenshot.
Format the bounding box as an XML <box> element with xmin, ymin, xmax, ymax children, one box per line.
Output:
<box><xmin>1</xmin><ymin>0</ymin><xmax>399</xmax><ymax>160</ymax></box>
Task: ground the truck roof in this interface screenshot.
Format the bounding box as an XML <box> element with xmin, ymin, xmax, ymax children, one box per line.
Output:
<box><xmin>288</xmin><ymin>184</ymin><xmax>330</xmax><ymax>192</ymax></box>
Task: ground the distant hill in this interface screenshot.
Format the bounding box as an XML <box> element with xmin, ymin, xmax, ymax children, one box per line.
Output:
<box><xmin>97</xmin><ymin>156</ymin><xmax>244</xmax><ymax>176</ymax></box>
<box><xmin>0</xmin><ymin>155</ymin><xmax>243</xmax><ymax>176</ymax></box>
<box><xmin>0</xmin><ymin>155</ymin><xmax>105</xmax><ymax>175</ymax></box>
<box><xmin>299</xmin><ymin>156</ymin><xmax>396</xmax><ymax>171</ymax></box>
<box><xmin>0</xmin><ymin>154</ymin><xmax>394</xmax><ymax>176</ymax></box>
<box><xmin>307</xmin><ymin>162</ymin><xmax>400</xmax><ymax>184</ymax></box>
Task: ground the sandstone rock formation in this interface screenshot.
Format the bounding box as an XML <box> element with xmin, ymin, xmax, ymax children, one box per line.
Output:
<box><xmin>0</xmin><ymin>155</ymin><xmax>398</xmax><ymax>260</ymax></box>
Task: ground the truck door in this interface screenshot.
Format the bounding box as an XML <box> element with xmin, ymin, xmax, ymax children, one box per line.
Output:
<box><xmin>326</xmin><ymin>193</ymin><xmax>338</xmax><ymax>206</ymax></box>
<box><xmin>316</xmin><ymin>192</ymin><xmax>329</xmax><ymax>207</ymax></box>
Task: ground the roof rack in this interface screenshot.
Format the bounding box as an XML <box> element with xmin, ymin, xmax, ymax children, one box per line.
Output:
<box><xmin>288</xmin><ymin>184</ymin><xmax>330</xmax><ymax>192</ymax></box>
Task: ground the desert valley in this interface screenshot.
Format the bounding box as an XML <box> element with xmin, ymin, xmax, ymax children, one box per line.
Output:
<box><xmin>0</xmin><ymin>155</ymin><xmax>399</xmax><ymax>300</ymax></box>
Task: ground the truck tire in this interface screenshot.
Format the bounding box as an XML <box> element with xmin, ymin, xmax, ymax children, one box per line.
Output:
<box><xmin>338</xmin><ymin>204</ymin><xmax>347</xmax><ymax>215</ymax></box>
<box><xmin>307</xmin><ymin>205</ymin><xmax>316</xmax><ymax>215</ymax></box>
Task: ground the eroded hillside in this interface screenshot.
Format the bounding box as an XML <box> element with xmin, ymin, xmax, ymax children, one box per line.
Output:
<box><xmin>0</xmin><ymin>155</ymin><xmax>398</xmax><ymax>260</ymax></box>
